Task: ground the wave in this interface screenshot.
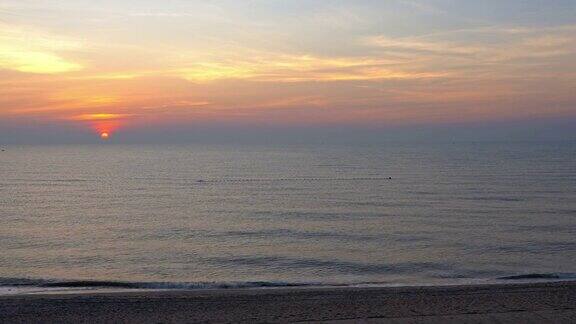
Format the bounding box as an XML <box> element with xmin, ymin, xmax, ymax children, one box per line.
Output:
<box><xmin>0</xmin><ymin>278</ymin><xmax>321</xmax><ymax>290</ymax></box>
<box><xmin>2</xmin><ymin>273</ymin><xmax>576</xmax><ymax>292</ymax></box>
<box><xmin>462</xmin><ymin>196</ymin><xmax>523</xmax><ymax>202</ymax></box>
<box><xmin>204</xmin><ymin>256</ymin><xmax>449</xmax><ymax>276</ymax></box>
<box><xmin>194</xmin><ymin>177</ymin><xmax>393</xmax><ymax>183</ymax></box>
<box><xmin>498</xmin><ymin>273</ymin><xmax>576</xmax><ymax>280</ymax></box>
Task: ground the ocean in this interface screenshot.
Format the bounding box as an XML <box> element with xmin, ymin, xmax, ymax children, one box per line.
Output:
<box><xmin>1</xmin><ymin>142</ymin><xmax>575</xmax><ymax>292</ymax></box>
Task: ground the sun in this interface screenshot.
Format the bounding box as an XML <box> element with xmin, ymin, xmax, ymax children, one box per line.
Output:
<box><xmin>100</xmin><ymin>132</ymin><xmax>110</xmax><ymax>140</ymax></box>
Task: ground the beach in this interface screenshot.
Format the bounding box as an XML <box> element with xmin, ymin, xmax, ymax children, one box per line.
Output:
<box><xmin>1</xmin><ymin>281</ymin><xmax>575</xmax><ymax>323</ymax></box>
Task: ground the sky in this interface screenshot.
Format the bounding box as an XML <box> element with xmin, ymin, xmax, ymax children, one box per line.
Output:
<box><xmin>1</xmin><ymin>0</ymin><xmax>575</xmax><ymax>143</ymax></box>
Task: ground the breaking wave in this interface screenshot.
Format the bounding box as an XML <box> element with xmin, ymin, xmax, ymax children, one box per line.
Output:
<box><xmin>2</xmin><ymin>272</ymin><xmax>576</xmax><ymax>292</ymax></box>
<box><xmin>0</xmin><ymin>278</ymin><xmax>321</xmax><ymax>290</ymax></box>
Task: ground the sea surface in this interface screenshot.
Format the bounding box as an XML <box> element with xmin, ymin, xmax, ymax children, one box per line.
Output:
<box><xmin>1</xmin><ymin>142</ymin><xmax>575</xmax><ymax>292</ymax></box>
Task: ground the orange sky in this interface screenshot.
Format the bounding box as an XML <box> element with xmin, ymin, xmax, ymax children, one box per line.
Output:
<box><xmin>1</xmin><ymin>1</ymin><xmax>575</xmax><ymax>138</ymax></box>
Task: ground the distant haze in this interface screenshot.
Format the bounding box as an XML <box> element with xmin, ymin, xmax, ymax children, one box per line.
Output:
<box><xmin>1</xmin><ymin>118</ymin><xmax>575</xmax><ymax>144</ymax></box>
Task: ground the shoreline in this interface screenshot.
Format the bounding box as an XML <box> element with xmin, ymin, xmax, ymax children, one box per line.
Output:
<box><xmin>1</xmin><ymin>280</ymin><xmax>575</xmax><ymax>323</ymax></box>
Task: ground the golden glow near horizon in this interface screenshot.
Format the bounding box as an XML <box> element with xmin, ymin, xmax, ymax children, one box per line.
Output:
<box><xmin>100</xmin><ymin>132</ymin><xmax>109</xmax><ymax>140</ymax></box>
<box><xmin>1</xmin><ymin>1</ymin><xmax>575</xmax><ymax>134</ymax></box>
<box><xmin>70</xmin><ymin>113</ymin><xmax>130</xmax><ymax>121</ymax></box>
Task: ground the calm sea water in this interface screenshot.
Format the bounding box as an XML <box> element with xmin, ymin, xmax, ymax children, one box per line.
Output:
<box><xmin>1</xmin><ymin>142</ymin><xmax>575</xmax><ymax>290</ymax></box>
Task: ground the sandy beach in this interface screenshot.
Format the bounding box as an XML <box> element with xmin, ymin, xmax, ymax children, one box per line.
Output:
<box><xmin>1</xmin><ymin>281</ymin><xmax>575</xmax><ymax>323</ymax></box>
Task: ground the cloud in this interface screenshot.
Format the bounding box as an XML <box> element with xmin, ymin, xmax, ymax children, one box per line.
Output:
<box><xmin>0</xmin><ymin>48</ymin><xmax>82</xmax><ymax>74</ymax></box>
<box><xmin>173</xmin><ymin>53</ymin><xmax>444</xmax><ymax>83</ymax></box>
<box><xmin>69</xmin><ymin>113</ymin><xmax>132</xmax><ymax>121</ymax></box>
<box><xmin>366</xmin><ymin>35</ymin><xmax>481</xmax><ymax>55</ymax></box>
<box><xmin>397</xmin><ymin>0</ymin><xmax>444</xmax><ymax>14</ymax></box>
<box><xmin>366</xmin><ymin>25</ymin><xmax>576</xmax><ymax>63</ymax></box>
<box><xmin>522</xmin><ymin>35</ymin><xmax>572</xmax><ymax>48</ymax></box>
<box><xmin>0</xmin><ymin>23</ymin><xmax>83</xmax><ymax>74</ymax></box>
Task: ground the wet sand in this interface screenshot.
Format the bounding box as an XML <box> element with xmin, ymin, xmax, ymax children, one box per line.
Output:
<box><xmin>1</xmin><ymin>281</ymin><xmax>575</xmax><ymax>323</ymax></box>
